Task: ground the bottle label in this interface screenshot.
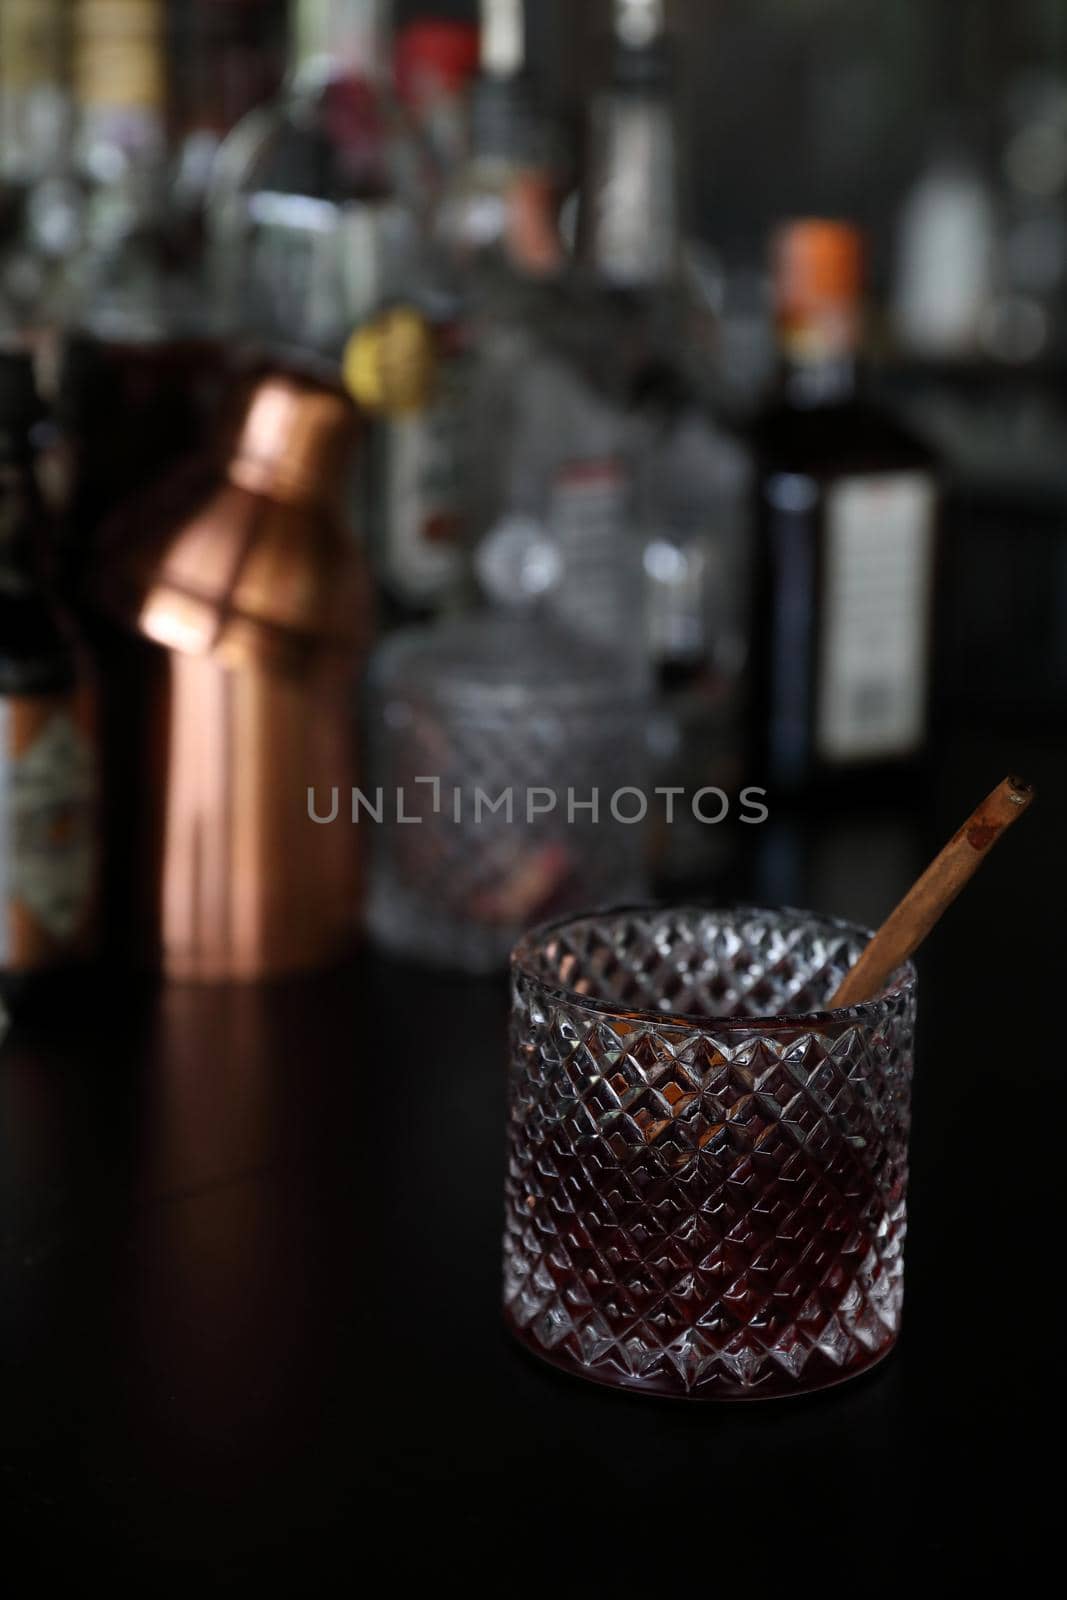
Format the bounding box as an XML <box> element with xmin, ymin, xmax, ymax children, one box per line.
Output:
<box><xmin>0</xmin><ymin>699</ymin><xmax>97</xmax><ymax>970</ymax></box>
<box><xmin>816</xmin><ymin>472</ymin><xmax>936</xmax><ymax>762</ymax></box>
<box><xmin>381</xmin><ymin>344</ymin><xmax>468</xmax><ymax>605</ymax></box>
<box><xmin>548</xmin><ymin>460</ymin><xmax>638</xmax><ymax>650</ymax></box>
<box><xmin>586</xmin><ymin>98</ymin><xmax>678</xmax><ymax>288</ymax></box>
<box><xmin>245</xmin><ymin>195</ymin><xmax>404</xmax><ymax>356</ymax></box>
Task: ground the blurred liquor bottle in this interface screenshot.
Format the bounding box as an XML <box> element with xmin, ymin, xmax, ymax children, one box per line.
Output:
<box><xmin>526</xmin><ymin>0</ymin><xmax>751</xmax><ymax>882</ymax></box>
<box><xmin>439</xmin><ymin>0</ymin><xmax>568</xmax><ymax>563</ymax></box>
<box><xmin>98</xmin><ymin>373</ymin><xmax>372</xmax><ymax>980</ymax></box>
<box><xmin>69</xmin><ymin>0</ymin><xmax>199</xmax><ymax>342</ymax></box>
<box><xmin>394</xmin><ymin>15</ymin><xmax>479</xmax><ymax>200</ymax></box>
<box><xmin>750</xmin><ymin>221</ymin><xmax>939</xmax><ymax>801</ymax></box>
<box><xmin>169</xmin><ymin>0</ymin><xmax>287</xmax><ymax>254</ymax></box>
<box><xmin>56</xmin><ymin>0</ymin><xmax>228</xmax><ymax>584</ymax></box>
<box><xmin>343</xmin><ymin>21</ymin><xmax>481</xmax><ymax>627</ymax></box>
<box><xmin>0</xmin><ymin>348</ymin><xmax>98</xmax><ymax>1007</ymax></box>
<box><xmin>892</xmin><ymin>119</ymin><xmax>997</xmax><ymax>364</ymax></box>
<box><xmin>210</xmin><ymin>0</ymin><xmax>423</xmax><ymax>365</ymax></box>
<box><xmin>0</xmin><ymin>0</ymin><xmax>75</xmax><ymax>338</ymax></box>
<box><xmin>438</xmin><ymin>0</ymin><xmax>561</xmax><ymax>280</ymax></box>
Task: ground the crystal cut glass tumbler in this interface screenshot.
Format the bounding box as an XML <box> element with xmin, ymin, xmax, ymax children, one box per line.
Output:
<box><xmin>366</xmin><ymin>617</ymin><xmax>648</xmax><ymax>975</ymax></box>
<box><xmin>504</xmin><ymin>907</ymin><xmax>916</xmax><ymax>1401</ymax></box>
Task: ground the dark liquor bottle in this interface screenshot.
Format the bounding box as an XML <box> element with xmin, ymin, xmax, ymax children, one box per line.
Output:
<box><xmin>56</xmin><ymin>0</ymin><xmax>228</xmax><ymax>589</ymax></box>
<box><xmin>750</xmin><ymin>220</ymin><xmax>938</xmax><ymax>800</ymax></box>
<box><xmin>169</xmin><ymin>0</ymin><xmax>287</xmax><ymax>257</ymax></box>
<box><xmin>0</xmin><ymin>347</ymin><xmax>97</xmax><ymax>1005</ymax></box>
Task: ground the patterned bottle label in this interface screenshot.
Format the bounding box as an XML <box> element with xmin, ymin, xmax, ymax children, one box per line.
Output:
<box><xmin>816</xmin><ymin>471</ymin><xmax>936</xmax><ymax>763</ymax></box>
<box><xmin>0</xmin><ymin>697</ymin><xmax>98</xmax><ymax>971</ymax></box>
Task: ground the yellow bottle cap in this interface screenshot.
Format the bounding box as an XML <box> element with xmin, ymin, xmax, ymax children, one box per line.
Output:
<box><xmin>342</xmin><ymin>306</ymin><xmax>438</xmax><ymax>417</ymax></box>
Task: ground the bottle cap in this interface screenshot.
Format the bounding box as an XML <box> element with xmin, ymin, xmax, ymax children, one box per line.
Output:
<box><xmin>395</xmin><ymin>21</ymin><xmax>479</xmax><ymax>109</ymax></box>
<box><xmin>104</xmin><ymin>372</ymin><xmax>366</xmax><ymax>667</ymax></box>
<box><xmin>773</xmin><ymin>219</ymin><xmax>865</xmax><ymax>359</ymax></box>
<box><xmin>480</xmin><ymin>0</ymin><xmax>525</xmax><ymax>80</ymax></box>
<box><xmin>226</xmin><ymin>373</ymin><xmax>359</xmax><ymax>507</ymax></box>
<box><xmin>342</xmin><ymin>306</ymin><xmax>438</xmax><ymax>416</ymax></box>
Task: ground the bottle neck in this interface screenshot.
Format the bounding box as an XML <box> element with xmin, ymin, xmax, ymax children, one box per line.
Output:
<box><xmin>0</xmin><ymin>0</ymin><xmax>69</xmax><ymax>180</ymax></box>
<box><xmin>780</xmin><ymin>350</ymin><xmax>860</xmax><ymax>408</ymax></box>
<box><xmin>614</xmin><ymin>0</ymin><xmax>666</xmax><ymax>50</ymax></box>
<box><xmin>776</xmin><ymin>307</ymin><xmax>863</xmax><ymax>408</ymax></box>
<box><xmin>480</xmin><ymin>0</ymin><xmax>525</xmax><ymax>79</ymax></box>
<box><xmin>578</xmin><ymin>43</ymin><xmax>681</xmax><ymax>289</ymax></box>
<box><xmin>293</xmin><ymin>0</ymin><xmax>392</xmax><ymax>83</ymax></box>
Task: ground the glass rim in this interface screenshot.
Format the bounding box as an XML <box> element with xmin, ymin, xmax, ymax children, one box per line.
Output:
<box><xmin>510</xmin><ymin>902</ymin><xmax>918</xmax><ymax>1032</ymax></box>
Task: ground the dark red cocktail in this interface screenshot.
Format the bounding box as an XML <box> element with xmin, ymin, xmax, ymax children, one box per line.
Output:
<box><xmin>504</xmin><ymin>907</ymin><xmax>915</xmax><ymax>1400</ymax></box>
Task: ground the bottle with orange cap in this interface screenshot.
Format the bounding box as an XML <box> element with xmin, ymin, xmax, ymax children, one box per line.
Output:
<box><xmin>749</xmin><ymin>219</ymin><xmax>939</xmax><ymax>799</ymax></box>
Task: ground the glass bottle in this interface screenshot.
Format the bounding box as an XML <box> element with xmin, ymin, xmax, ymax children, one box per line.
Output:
<box><xmin>438</xmin><ymin>0</ymin><xmax>560</xmax><ymax>281</ymax></box>
<box><xmin>441</xmin><ymin>0</ymin><xmax>568</xmax><ymax>572</ymax></box>
<box><xmin>69</xmin><ymin>0</ymin><xmax>198</xmax><ymax>342</ymax></box>
<box><xmin>169</xmin><ymin>0</ymin><xmax>287</xmax><ymax>264</ymax></box>
<box><xmin>0</xmin><ymin>346</ymin><xmax>97</xmax><ymax>1005</ymax></box>
<box><xmin>521</xmin><ymin>0</ymin><xmax>751</xmax><ymax>882</ymax></box>
<box><xmin>54</xmin><ymin>0</ymin><xmax>229</xmax><ymax>591</ymax></box>
<box><xmin>0</xmin><ymin>0</ymin><xmax>75</xmax><ymax>339</ymax></box>
<box><xmin>394</xmin><ymin>17</ymin><xmax>479</xmax><ymax>200</ymax></box>
<box><xmin>750</xmin><ymin>220</ymin><xmax>939</xmax><ymax>800</ymax></box>
<box><xmin>210</xmin><ymin>0</ymin><xmax>422</xmax><ymax>365</ymax></box>
<box><xmin>342</xmin><ymin>17</ymin><xmax>482</xmax><ymax>628</ymax></box>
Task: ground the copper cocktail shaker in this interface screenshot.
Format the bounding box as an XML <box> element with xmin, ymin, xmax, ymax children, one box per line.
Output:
<box><xmin>101</xmin><ymin>372</ymin><xmax>372</xmax><ymax>981</ymax></box>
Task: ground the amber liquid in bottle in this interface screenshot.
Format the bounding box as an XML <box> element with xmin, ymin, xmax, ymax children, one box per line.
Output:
<box><xmin>749</xmin><ymin>222</ymin><xmax>938</xmax><ymax>802</ymax></box>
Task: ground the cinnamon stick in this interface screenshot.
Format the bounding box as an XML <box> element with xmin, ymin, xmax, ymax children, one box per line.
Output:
<box><xmin>829</xmin><ymin>775</ymin><xmax>1035</xmax><ymax>1009</ymax></box>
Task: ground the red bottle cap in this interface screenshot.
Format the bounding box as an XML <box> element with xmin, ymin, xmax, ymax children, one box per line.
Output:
<box><xmin>395</xmin><ymin>20</ymin><xmax>480</xmax><ymax>109</ymax></box>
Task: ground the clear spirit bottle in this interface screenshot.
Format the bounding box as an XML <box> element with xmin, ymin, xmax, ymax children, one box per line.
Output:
<box><xmin>210</xmin><ymin>0</ymin><xmax>422</xmax><ymax>364</ymax></box>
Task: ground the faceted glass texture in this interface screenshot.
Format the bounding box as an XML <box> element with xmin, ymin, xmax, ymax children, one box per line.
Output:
<box><xmin>366</xmin><ymin>618</ymin><xmax>648</xmax><ymax>975</ymax></box>
<box><xmin>504</xmin><ymin>906</ymin><xmax>916</xmax><ymax>1400</ymax></box>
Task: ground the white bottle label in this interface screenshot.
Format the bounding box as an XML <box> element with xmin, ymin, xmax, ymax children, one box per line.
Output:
<box><xmin>548</xmin><ymin>460</ymin><xmax>636</xmax><ymax>650</ymax></box>
<box><xmin>382</xmin><ymin>358</ymin><xmax>466</xmax><ymax>605</ymax></box>
<box><xmin>816</xmin><ymin>472</ymin><xmax>936</xmax><ymax>763</ymax></box>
